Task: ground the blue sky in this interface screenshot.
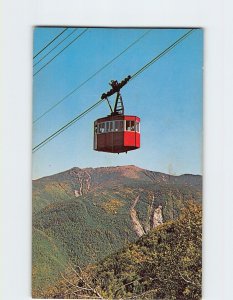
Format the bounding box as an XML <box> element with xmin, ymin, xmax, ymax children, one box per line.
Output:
<box><xmin>32</xmin><ymin>27</ymin><xmax>203</xmax><ymax>179</ymax></box>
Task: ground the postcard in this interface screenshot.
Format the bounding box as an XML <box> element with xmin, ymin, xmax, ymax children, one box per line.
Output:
<box><xmin>32</xmin><ymin>27</ymin><xmax>203</xmax><ymax>299</ymax></box>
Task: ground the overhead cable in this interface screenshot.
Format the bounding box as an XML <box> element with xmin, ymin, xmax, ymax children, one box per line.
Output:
<box><xmin>33</xmin><ymin>28</ymin><xmax>68</xmax><ymax>59</ymax></box>
<box><xmin>33</xmin><ymin>28</ymin><xmax>89</xmax><ymax>77</ymax></box>
<box><xmin>33</xmin><ymin>29</ymin><xmax>152</xmax><ymax>124</ymax></box>
<box><xmin>131</xmin><ymin>29</ymin><xmax>195</xmax><ymax>80</ymax></box>
<box><xmin>32</xmin><ymin>97</ymin><xmax>105</xmax><ymax>153</ymax></box>
<box><xmin>33</xmin><ymin>28</ymin><xmax>78</xmax><ymax>67</ymax></box>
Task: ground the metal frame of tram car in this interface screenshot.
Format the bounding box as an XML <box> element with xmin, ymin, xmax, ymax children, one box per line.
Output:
<box><xmin>93</xmin><ymin>76</ymin><xmax>141</xmax><ymax>154</ymax></box>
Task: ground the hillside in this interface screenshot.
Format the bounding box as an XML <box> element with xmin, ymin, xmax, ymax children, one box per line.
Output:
<box><xmin>32</xmin><ymin>165</ymin><xmax>202</xmax><ymax>296</ymax></box>
<box><xmin>41</xmin><ymin>202</ymin><xmax>202</xmax><ymax>299</ymax></box>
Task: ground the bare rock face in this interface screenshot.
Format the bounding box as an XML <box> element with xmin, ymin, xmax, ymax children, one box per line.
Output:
<box><xmin>69</xmin><ymin>169</ymin><xmax>91</xmax><ymax>197</ymax></box>
<box><xmin>130</xmin><ymin>194</ymin><xmax>163</xmax><ymax>237</ymax></box>
<box><xmin>74</xmin><ymin>190</ymin><xmax>80</xmax><ymax>197</ymax></box>
<box><xmin>130</xmin><ymin>196</ymin><xmax>145</xmax><ymax>237</ymax></box>
<box><xmin>152</xmin><ymin>205</ymin><xmax>163</xmax><ymax>228</ymax></box>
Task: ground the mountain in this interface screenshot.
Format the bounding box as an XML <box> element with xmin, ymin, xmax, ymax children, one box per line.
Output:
<box><xmin>32</xmin><ymin>165</ymin><xmax>202</xmax><ymax>297</ymax></box>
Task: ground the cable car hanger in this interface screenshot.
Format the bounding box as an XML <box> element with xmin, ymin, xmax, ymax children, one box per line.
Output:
<box><xmin>101</xmin><ymin>75</ymin><xmax>131</xmax><ymax>116</ymax></box>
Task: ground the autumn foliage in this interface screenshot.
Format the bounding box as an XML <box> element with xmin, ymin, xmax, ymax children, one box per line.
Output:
<box><xmin>42</xmin><ymin>201</ymin><xmax>201</xmax><ymax>299</ymax></box>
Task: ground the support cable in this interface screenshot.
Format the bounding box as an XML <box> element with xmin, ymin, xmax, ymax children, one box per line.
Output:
<box><xmin>33</xmin><ymin>28</ymin><xmax>68</xmax><ymax>59</ymax></box>
<box><xmin>32</xmin><ymin>97</ymin><xmax>105</xmax><ymax>153</ymax></box>
<box><xmin>33</xmin><ymin>28</ymin><xmax>78</xmax><ymax>67</ymax></box>
<box><xmin>131</xmin><ymin>29</ymin><xmax>195</xmax><ymax>80</ymax></box>
<box><xmin>33</xmin><ymin>29</ymin><xmax>152</xmax><ymax>124</ymax></box>
<box><xmin>33</xmin><ymin>28</ymin><xmax>89</xmax><ymax>77</ymax></box>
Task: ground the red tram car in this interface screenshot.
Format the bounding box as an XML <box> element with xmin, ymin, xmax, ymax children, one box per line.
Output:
<box><xmin>94</xmin><ymin>115</ymin><xmax>140</xmax><ymax>153</ymax></box>
<box><xmin>93</xmin><ymin>76</ymin><xmax>141</xmax><ymax>154</ymax></box>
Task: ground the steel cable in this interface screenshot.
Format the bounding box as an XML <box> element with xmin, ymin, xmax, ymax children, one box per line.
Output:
<box><xmin>33</xmin><ymin>29</ymin><xmax>152</xmax><ymax>124</ymax></box>
<box><xmin>33</xmin><ymin>28</ymin><xmax>89</xmax><ymax>77</ymax></box>
<box><xmin>33</xmin><ymin>28</ymin><xmax>68</xmax><ymax>59</ymax></box>
<box><xmin>33</xmin><ymin>28</ymin><xmax>78</xmax><ymax>67</ymax></box>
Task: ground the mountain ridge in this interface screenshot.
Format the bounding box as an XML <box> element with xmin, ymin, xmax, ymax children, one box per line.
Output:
<box><xmin>33</xmin><ymin>165</ymin><xmax>202</xmax><ymax>182</ymax></box>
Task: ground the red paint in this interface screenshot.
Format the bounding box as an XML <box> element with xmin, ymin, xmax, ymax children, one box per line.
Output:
<box><xmin>94</xmin><ymin>115</ymin><xmax>140</xmax><ymax>153</ymax></box>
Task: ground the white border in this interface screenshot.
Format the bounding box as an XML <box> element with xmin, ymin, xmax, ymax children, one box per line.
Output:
<box><xmin>1</xmin><ymin>1</ymin><xmax>233</xmax><ymax>299</ymax></box>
